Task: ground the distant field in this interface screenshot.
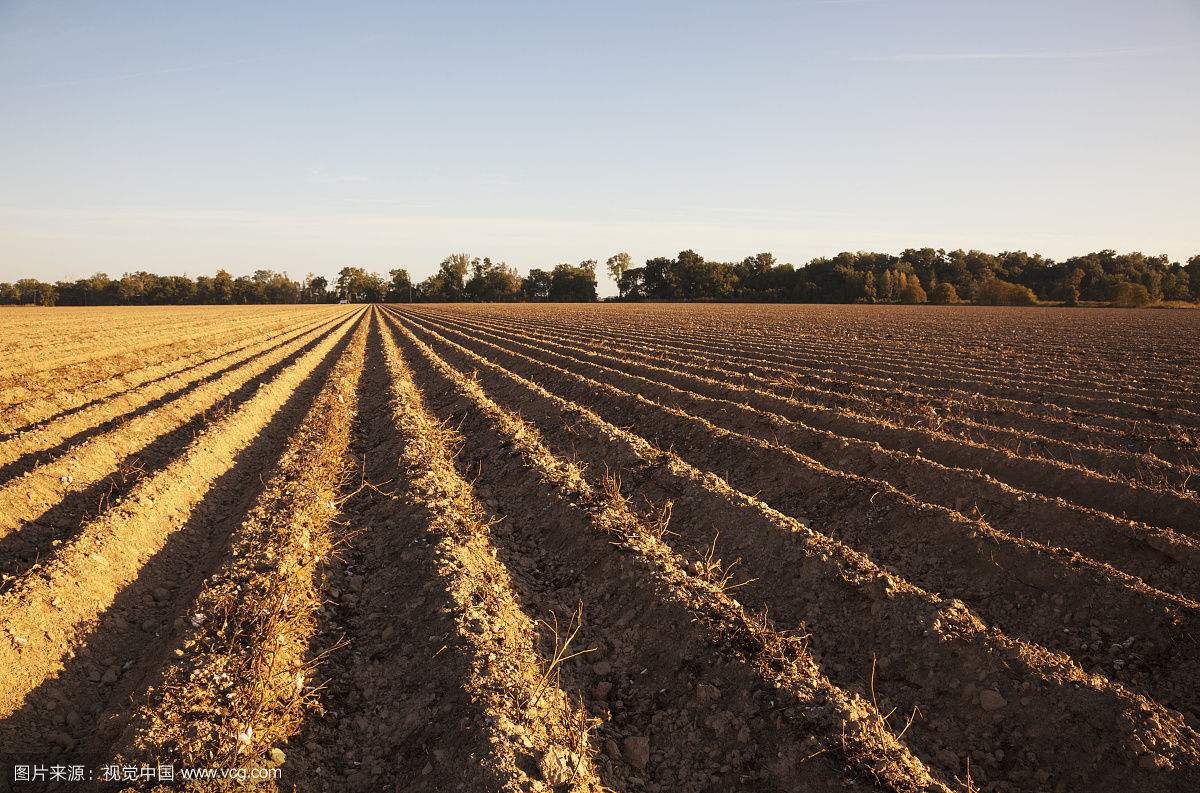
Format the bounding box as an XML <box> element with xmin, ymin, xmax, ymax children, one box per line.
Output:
<box><xmin>1</xmin><ymin>303</ymin><xmax>1199</xmax><ymax>792</ymax></box>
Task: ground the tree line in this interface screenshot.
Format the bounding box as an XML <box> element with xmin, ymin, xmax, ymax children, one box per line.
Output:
<box><xmin>611</xmin><ymin>249</ymin><xmax>1200</xmax><ymax>307</ymax></box>
<box><xmin>3</xmin><ymin>249</ymin><xmax>1198</xmax><ymax>307</ymax></box>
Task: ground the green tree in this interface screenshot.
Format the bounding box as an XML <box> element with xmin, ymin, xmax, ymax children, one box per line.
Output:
<box><xmin>548</xmin><ymin>263</ymin><xmax>598</xmax><ymax>301</ymax></box>
<box><xmin>1058</xmin><ymin>267</ymin><xmax>1084</xmax><ymax>306</ymax></box>
<box><xmin>337</xmin><ymin>267</ymin><xmax>365</xmax><ymax>301</ymax></box>
<box><xmin>79</xmin><ymin>272</ymin><xmax>113</xmax><ymax>305</ymax></box>
<box><xmin>930</xmin><ymin>282</ymin><xmax>960</xmax><ymax>304</ymax></box>
<box><xmin>117</xmin><ymin>272</ymin><xmax>160</xmax><ymax>304</ymax></box>
<box><xmin>15</xmin><ymin>278</ymin><xmax>56</xmax><ymax>306</ymax></box>
<box><xmin>301</xmin><ymin>273</ymin><xmax>331</xmax><ymax>303</ymax></box>
<box><xmin>606</xmin><ymin>252</ymin><xmax>632</xmax><ymax>294</ymax></box>
<box><xmin>157</xmin><ymin>275</ymin><xmax>198</xmax><ymax>304</ymax></box>
<box><xmin>675</xmin><ymin>250</ymin><xmax>737</xmax><ymax>299</ymax></box>
<box><xmin>233</xmin><ymin>275</ymin><xmax>258</xmax><ymax>304</ymax></box>
<box><xmin>617</xmin><ymin>267</ymin><xmax>645</xmax><ymax>300</ymax></box>
<box><xmin>734</xmin><ymin>253</ymin><xmax>777</xmax><ymax>298</ymax></box>
<box><xmin>337</xmin><ymin>267</ymin><xmax>386</xmax><ymax>302</ymax></box>
<box><xmin>437</xmin><ymin>253</ymin><xmax>472</xmax><ymax>298</ymax></box>
<box><xmin>210</xmin><ymin>269</ymin><xmax>236</xmax><ymax>304</ymax></box>
<box><xmin>312</xmin><ymin>276</ymin><xmax>331</xmax><ymax>302</ymax></box>
<box><xmin>862</xmin><ymin>271</ymin><xmax>877</xmax><ymax>302</ymax></box>
<box><xmin>1110</xmin><ymin>281</ymin><xmax>1152</xmax><ymax>307</ymax></box>
<box><xmin>465</xmin><ymin>259</ymin><xmax>522</xmax><ymax>301</ymax></box>
<box><xmin>1162</xmin><ymin>264</ymin><xmax>1190</xmax><ymax>301</ymax></box>
<box><xmin>642</xmin><ymin>256</ymin><xmax>679</xmax><ymax>299</ymax></box>
<box><xmin>387</xmin><ymin>268</ymin><xmax>414</xmax><ymax>302</ymax></box>
<box><xmin>522</xmin><ymin>268</ymin><xmax>553</xmax><ymax>300</ymax></box>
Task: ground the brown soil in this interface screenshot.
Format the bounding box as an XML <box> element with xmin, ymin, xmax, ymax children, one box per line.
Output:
<box><xmin>0</xmin><ymin>302</ymin><xmax>1197</xmax><ymax>793</ymax></box>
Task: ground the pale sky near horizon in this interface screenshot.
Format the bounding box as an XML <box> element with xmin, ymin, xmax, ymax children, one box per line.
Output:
<box><xmin>1</xmin><ymin>0</ymin><xmax>1198</xmax><ymax>294</ymax></box>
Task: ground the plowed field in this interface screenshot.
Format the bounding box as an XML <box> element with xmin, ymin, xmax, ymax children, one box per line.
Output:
<box><xmin>2</xmin><ymin>302</ymin><xmax>1198</xmax><ymax>792</ymax></box>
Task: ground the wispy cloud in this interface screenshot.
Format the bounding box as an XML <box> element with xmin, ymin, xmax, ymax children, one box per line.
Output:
<box><xmin>855</xmin><ymin>47</ymin><xmax>1151</xmax><ymax>63</ymax></box>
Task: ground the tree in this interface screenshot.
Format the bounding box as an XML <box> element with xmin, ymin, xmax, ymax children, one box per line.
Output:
<box><xmin>1162</xmin><ymin>264</ymin><xmax>1190</xmax><ymax>301</ymax></box>
<box><xmin>522</xmin><ymin>268</ymin><xmax>553</xmax><ymax>300</ymax></box>
<box><xmin>4</xmin><ymin>268</ymin><xmax>309</xmax><ymax>306</ymax></box>
<box><xmin>930</xmin><ymin>282</ymin><xmax>960</xmax><ymax>304</ymax></box>
<box><xmin>734</xmin><ymin>253</ymin><xmax>777</xmax><ymax>298</ymax></box>
<box><xmin>438</xmin><ymin>253</ymin><xmax>472</xmax><ymax>299</ymax></box>
<box><xmin>337</xmin><ymin>267</ymin><xmax>386</xmax><ymax>302</ymax></box>
<box><xmin>898</xmin><ymin>248</ymin><xmax>949</xmax><ymax>296</ymax></box>
<box><xmin>78</xmin><ymin>272</ymin><xmax>113</xmax><ymax>305</ymax></box>
<box><xmin>862</xmin><ymin>271</ymin><xmax>877</xmax><ymax>303</ymax></box>
<box><xmin>386</xmin><ymin>268</ymin><xmax>414</xmax><ymax>302</ymax></box>
<box><xmin>974</xmin><ymin>278</ymin><xmax>1037</xmax><ymax>306</ymax></box>
<box><xmin>233</xmin><ymin>275</ymin><xmax>257</xmax><ymax>304</ymax></box>
<box><xmin>642</xmin><ymin>257</ymin><xmax>679</xmax><ymax>299</ymax></box>
<box><xmin>1110</xmin><ymin>281</ymin><xmax>1152</xmax><ymax>307</ymax></box>
<box><xmin>244</xmin><ymin>270</ymin><xmax>300</xmax><ymax>303</ymax></box>
<box><xmin>301</xmin><ymin>274</ymin><xmax>331</xmax><ymax>303</ymax></box>
<box><xmin>1058</xmin><ymin>267</ymin><xmax>1084</xmax><ymax>306</ymax></box>
<box><xmin>1057</xmin><ymin>250</ymin><xmax>1171</xmax><ymax>303</ymax></box>
<box><xmin>996</xmin><ymin>250</ymin><xmax>1055</xmax><ymax>299</ymax></box>
<box><xmin>157</xmin><ymin>274</ymin><xmax>198</xmax><ymax>304</ymax></box>
<box><xmin>337</xmin><ymin>267</ymin><xmax>364</xmax><ymax>301</ymax></box>
<box><xmin>899</xmin><ymin>279</ymin><xmax>928</xmax><ymax>304</ymax></box>
<box><xmin>675</xmin><ymin>250</ymin><xmax>737</xmax><ymax>299</ymax></box>
<box><xmin>116</xmin><ymin>271</ymin><xmax>158</xmax><ymax>304</ymax></box>
<box><xmin>465</xmin><ymin>259</ymin><xmax>522</xmax><ymax>301</ymax></box>
<box><xmin>606</xmin><ymin>252</ymin><xmax>632</xmax><ymax>293</ymax></box>
<box><xmin>15</xmin><ymin>279</ymin><xmax>56</xmax><ymax>306</ymax></box>
<box><xmin>6</xmin><ymin>245</ymin><xmax>1188</xmax><ymax>307</ymax></box>
<box><xmin>617</xmin><ymin>267</ymin><xmax>645</xmax><ymax>300</ymax></box>
<box><xmin>880</xmin><ymin>270</ymin><xmax>894</xmax><ymax>302</ymax></box>
<box><xmin>548</xmin><ymin>263</ymin><xmax>598</xmax><ymax>301</ymax></box>
<box><xmin>209</xmin><ymin>270</ymin><xmax>236</xmax><ymax>304</ymax></box>
<box><xmin>361</xmin><ymin>273</ymin><xmax>386</xmax><ymax>302</ymax></box>
<box><xmin>314</xmin><ymin>276</ymin><xmax>332</xmax><ymax>303</ymax></box>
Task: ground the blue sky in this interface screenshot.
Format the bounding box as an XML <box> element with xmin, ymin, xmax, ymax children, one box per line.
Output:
<box><xmin>1</xmin><ymin>0</ymin><xmax>1198</xmax><ymax>292</ymax></box>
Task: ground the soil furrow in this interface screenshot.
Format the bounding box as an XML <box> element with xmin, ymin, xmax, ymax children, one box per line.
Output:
<box><xmin>0</xmin><ymin>310</ymin><xmax>346</xmax><ymax>438</ymax></box>
<box><xmin>108</xmin><ymin>315</ymin><xmax>370</xmax><ymax>783</ymax></box>
<box><xmin>383</xmin><ymin>306</ymin><xmax>1200</xmax><ymax>793</ymax></box>
<box><xmin>401</xmin><ymin>309</ymin><xmax>1200</xmax><ymax>721</ymax></box>
<box><xmin>284</xmin><ymin>311</ymin><xmax>603</xmax><ymax>792</ymax></box>
<box><xmin>380</xmin><ymin>309</ymin><xmax>947</xmax><ymax>793</ymax></box>
<box><xmin>482</xmin><ymin>307</ymin><xmax>1200</xmax><ymax>425</ymax></box>
<box><xmin>417</xmin><ymin>308</ymin><xmax>1200</xmax><ymax>535</ymax></box>
<box><xmin>0</xmin><ymin>304</ymin><xmax>333</xmax><ymax>388</ymax></box>
<box><xmin>427</xmin><ymin>306</ymin><xmax>1200</xmax><ymax>479</ymax></box>
<box><xmin>0</xmin><ymin>309</ymin><xmax>362</xmax><ymax>725</ymax></box>
<box><xmin>640</xmin><ymin>318</ymin><xmax>1200</xmax><ymax>415</ymax></box>
<box><xmin>0</xmin><ymin>312</ymin><xmax>359</xmax><ymax>553</ymax></box>
<box><xmin>0</xmin><ymin>311</ymin><xmax>350</xmax><ymax>482</ymax></box>
<box><xmin>0</xmin><ymin>314</ymin><xmax>347</xmax><ymax>592</ymax></box>
<box><xmin>0</xmin><ymin>307</ymin><xmax>330</xmax><ymax>385</ymax></box>
<box><xmin>1</xmin><ymin>299</ymin><xmax>1193</xmax><ymax>789</ymax></box>
<box><xmin>410</xmin><ymin>309</ymin><xmax>1200</xmax><ymax>599</ymax></box>
<box><xmin>441</xmin><ymin>306</ymin><xmax>1198</xmax><ymax>454</ymax></box>
<box><xmin>425</xmin><ymin>307</ymin><xmax>1200</xmax><ymax>483</ymax></box>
